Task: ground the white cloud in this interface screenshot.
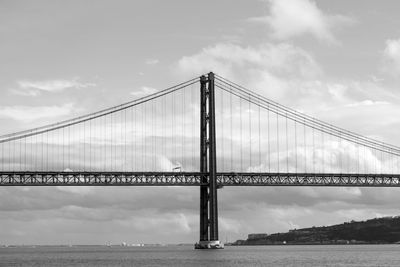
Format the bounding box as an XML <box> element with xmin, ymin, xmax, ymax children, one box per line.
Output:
<box><xmin>130</xmin><ymin>86</ymin><xmax>158</xmax><ymax>97</ymax></box>
<box><xmin>250</xmin><ymin>0</ymin><xmax>354</xmax><ymax>44</ymax></box>
<box><xmin>10</xmin><ymin>88</ymin><xmax>41</xmax><ymax>97</ymax></box>
<box><xmin>11</xmin><ymin>79</ymin><xmax>96</xmax><ymax>96</ymax></box>
<box><xmin>145</xmin><ymin>59</ymin><xmax>159</xmax><ymax>65</ymax></box>
<box><xmin>371</xmin><ymin>75</ymin><xmax>384</xmax><ymax>83</ymax></box>
<box><xmin>382</xmin><ymin>38</ymin><xmax>400</xmax><ymax>76</ymax></box>
<box><xmin>0</xmin><ymin>103</ymin><xmax>75</xmax><ymax>122</ymax></box>
<box><xmin>346</xmin><ymin>100</ymin><xmax>389</xmax><ymax>107</ymax></box>
<box><xmin>177</xmin><ymin>42</ymin><xmax>322</xmax><ymax>82</ymax></box>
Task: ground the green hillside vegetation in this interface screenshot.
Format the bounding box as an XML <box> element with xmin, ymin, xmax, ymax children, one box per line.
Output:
<box><xmin>232</xmin><ymin>216</ymin><xmax>400</xmax><ymax>245</ymax></box>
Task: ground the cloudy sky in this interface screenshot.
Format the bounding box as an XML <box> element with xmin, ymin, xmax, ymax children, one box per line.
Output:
<box><xmin>2</xmin><ymin>0</ymin><xmax>400</xmax><ymax>245</ymax></box>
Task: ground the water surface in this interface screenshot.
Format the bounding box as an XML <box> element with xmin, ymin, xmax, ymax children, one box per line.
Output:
<box><xmin>1</xmin><ymin>245</ymin><xmax>399</xmax><ymax>266</ymax></box>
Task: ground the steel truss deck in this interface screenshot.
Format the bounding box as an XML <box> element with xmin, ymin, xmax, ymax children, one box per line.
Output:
<box><xmin>1</xmin><ymin>172</ymin><xmax>400</xmax><ymax>187</ymax></box>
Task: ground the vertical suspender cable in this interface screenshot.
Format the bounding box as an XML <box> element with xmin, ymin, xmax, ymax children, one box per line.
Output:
<box><xmin>109</xmin><ymin>113</ymin><xmax>111</xmax><ymax>171</ymax></box>
<box><xmin>1</xmin><ymin>140</ymin><xmax>3</xmax><ymax>171</ymax></box>
<box><xmin>32</xmin><ymin>135</ymin><xmax>36</xmax><ymax>171</ymax></box>
<box><xmin>41</xmin><ymin>132</ymin><xmax>44</xmax><ymax>171</ymax></box>
<box><xmin>8</xmin><ymin>141</ymin><xmax>10</xmax><ymax>171</ymax></box>
<box><xmin>276</xmin><ymin>112</ymin><xmax>279</xmax><ymax>173</ymax></box>
<box><xmin>172</xmin><ymin>91</ymin><xmax>175</xmax><ymax>169</ymax></box>
<box><xmin>63</xmin><ymin>126</ymin><xmax>65</xmax><ymax>171</ymax></box>
<box><xmin>304</xmin><ymin>120</ymin><xmax>306</xmax><ymax>173</ymax></box>
<box><xmin>112</xmin><ymin>112</ymin><xmax>115</xmax><ymax>171</ymax></box>
<box><xmin>101</xmin><ymin>115</ymin><xmax>103</xmax><ymax>171</ymax></box>
<box><xmin>230</xmin><ymin>84</ymin><xmax>233</xmax><ymax>171</ymax></box>
<box><xmin>125</xmin><ymin>109</ymin><xmax>127</xmax><ymax>172</ymax></box>
<box><xmin>156</xmin><ymin>96</ymin><xmax>158</xmax><ymax>171</ymax></box>
<box><xmin>184</xmin><ymin>86</ymin><xmax>186</xmax><ymax>170</ymax></box>
<box><xmin>23</xmin><ymin>134</ymin><xmax>27</xmax><ymax>171</ymax></box>
<box><xmin>392</xmin><ymin>150</ymin><xmax>395</xmax><ymax>174</ymax></box>
<box><xmin>192</xmin><ymin>83</ymin><xmax>195</xmax><ymax>171</ymax></box>
<box><xmin>295</xmin><ymin>120</ymin><xmax>297</xmax><ymax>173</ymax></box>
<box><xmin>268</xmin><ymin>104</ymin><xmax>270</xmax><ymax>173</ymax></box>
<box><xmin>145</xmin><ymin>102</ymin><xmax>147</xmax><ymax>171</ymax></box>
<box><xmin>193</xmin><ymin>83</ymin><xmax>196</xmax><ymax>171</ymax></box>
<box><xmin>19</xmin><ymin>136</ymin><xmax>21</xmax><ymax>171</ymax></box>
<box><xmin>120</xmin><ymin>109</ymin><xmax>123</xmax><ymax>171</ymax></box>
<box><xmin>329</xmin><ymin>133</ymin><xmax>332</xmax><ymax>172</ymax></box>
<box><xmin>312</xmin><ymin>119</ymin><xmax>315</xmax><ymax>173</ymax></box>
<box><xmin>286</xmin><ymin>114</ymin><xmax>288</xmax><ymax>173</ymax></box>
<box><xmin>362</xmin><ymin>144</ymin><xmax>365</xmax><ymax>173</ymax></box>
<box><xmin>135</xmin><ymin>105</ymin><xmax>138</xmax><ymax>172</ymax></box>
<box><xmin>69</xmin><ymin>121</ymin><xmax>71</xmax><ymax>171</ymax></box>
<box><xmin>357</xmin><ymin>138</ymin><xmax>359</xmax><ymax>174</ymax></box>
<box><xmin>322</xmin><ymin>126</ymin><xmax>325</xmax><ymax>173</ymax></box>
<box><xmin>39</xmin><ymin>134</ymin><xmax>43</xmax><ymax>171</ymax></box>
<box><xmin>90</xmin><ymin>117</ymin><xmax>92</xmax><ymax>171</ymax></box>
<box><xmin>131</xmin><ymin>105</ymin><xmax>133</xmax><ymax>172</ymax></box>
<box><xmin>104</xmin><ymin>115</ymin><xmax>106</xmax><ymax>172</ymax></box>
<box><xmin>340</xmin><ymin>133</ymin><xmax>342</xmax><ymax>173</ymax></box>
<box><xmin>83</xmin><ymin>120</ymin><xmax>85</xmax><ymax>171</ymax></box>
<box><xmin>35</xmin><ymin>130</ymin><xmax>37</xmax><ymax>171</ymax></box>
<box><xmin>164</xmin><ymin>93</ymin><xmax>167</xmax><ymax>170</ymax></box>
<box><xmin>25</xmin><ymin>134</ymin><xmax>27</xmax><ymax>171</ymax></box>
<box><xmin>258</xmin><ymin>100</ymin><xmax>261</xmax><ymax>172</ymax></box>
<box><xmin>240</xmin><ymin>96</ymin><xmax>243</xmax><ymax>172</ymax></box>
<box><xmin>46</xmin><ymin>131</ymin><xmax>49</xmax><ymax>171</ymax></box>
<box><xmin>222</xmin><ymin>89</ymin><xmax>225</xmax><ymax>171</ymax></box>
<box><xmin>249</xmin><ymin>95</ymin><xmax>252</xmax><ymax>170</ymax></box>
<box><xmin>36</xmin><ymin>133</ymin><xmax>38</xmax><ymax>171</ymax></box>
<box><xmin>11</xmin><ymin>139</ymin><xmax>14</xmax><ymax>171</ymax></box>
<box><xmin>152</xmin><ymin>99</ymin><xmax>155</xmax><ymax>171</ymax></box>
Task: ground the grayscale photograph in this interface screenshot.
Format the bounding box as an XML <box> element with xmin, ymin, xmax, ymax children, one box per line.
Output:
<box><xmin>1</xmin><ymin>0</ymin><xmax>400</xmax><ymax>266</ymax></box>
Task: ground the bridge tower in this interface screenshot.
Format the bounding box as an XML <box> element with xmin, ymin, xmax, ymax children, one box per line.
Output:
<box><xmin>195</xmin><ymin>72</ymin><xmax>223</xmax><ymax>249</ymax></box>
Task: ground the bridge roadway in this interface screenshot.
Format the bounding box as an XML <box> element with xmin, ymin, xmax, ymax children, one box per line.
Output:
<box><xmin>1</xmin><ymin>172</ymin><xmax>400</xmax><ymax>187</ymax></box>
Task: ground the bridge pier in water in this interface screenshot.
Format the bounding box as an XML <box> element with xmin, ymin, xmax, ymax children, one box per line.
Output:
<box><xmin>195</xmin><ymin>72</ymin><xmax>223</xmax><ymax>249</ymax></box>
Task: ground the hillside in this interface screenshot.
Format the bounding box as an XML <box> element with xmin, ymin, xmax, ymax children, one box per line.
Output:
<box><xmin>232</xmin><ymin>216</ymin><xmax>400</xmax><ymax>245</ymax></box>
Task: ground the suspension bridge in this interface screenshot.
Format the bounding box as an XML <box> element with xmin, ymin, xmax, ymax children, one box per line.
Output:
<box><xmin>1</xmin><ymin>72</ymin><xmax>400</xmax><ymax>249</ymax></box>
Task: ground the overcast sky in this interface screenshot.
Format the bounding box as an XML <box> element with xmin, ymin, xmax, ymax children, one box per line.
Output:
<box><xmin>2</xmin><ymin>0</ymin><xmax>400</xmax><ymax>245</ymax></box>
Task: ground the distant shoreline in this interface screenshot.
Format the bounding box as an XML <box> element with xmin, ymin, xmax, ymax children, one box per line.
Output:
<box><xmin>230</xmin><ymin>242</ymin><xmax>400</xmax><ymax>246</ymax></box>
<box><xmin>231</xmin><ymin>216</ymin><xmax>400</xmax><ymax>246</ymax></box>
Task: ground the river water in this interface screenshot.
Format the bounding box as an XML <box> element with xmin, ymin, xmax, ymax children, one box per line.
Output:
<box><xmin>1</xmin><ymin>245</ymin><xmax>399</xmax><ymax>266</ymax></box>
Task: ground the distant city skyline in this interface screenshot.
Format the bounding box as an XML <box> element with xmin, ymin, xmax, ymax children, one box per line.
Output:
<box><xmin>1</xmin><ymin>0</ymin><xmax>400</xmax><ymax>245</ymax></box>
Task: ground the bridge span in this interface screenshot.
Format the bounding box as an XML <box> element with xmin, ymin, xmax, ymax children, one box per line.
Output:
<box><xmin>2</xmin><ymin>72</ymin><xmax>400</xmax><ymax>249</ymax></box>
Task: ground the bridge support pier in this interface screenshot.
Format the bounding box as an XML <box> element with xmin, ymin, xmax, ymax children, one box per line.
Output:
<box><xmin>195</xmin><ymin>72</ymin><xmax>223</xmax><ymax>249</ymax></box>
